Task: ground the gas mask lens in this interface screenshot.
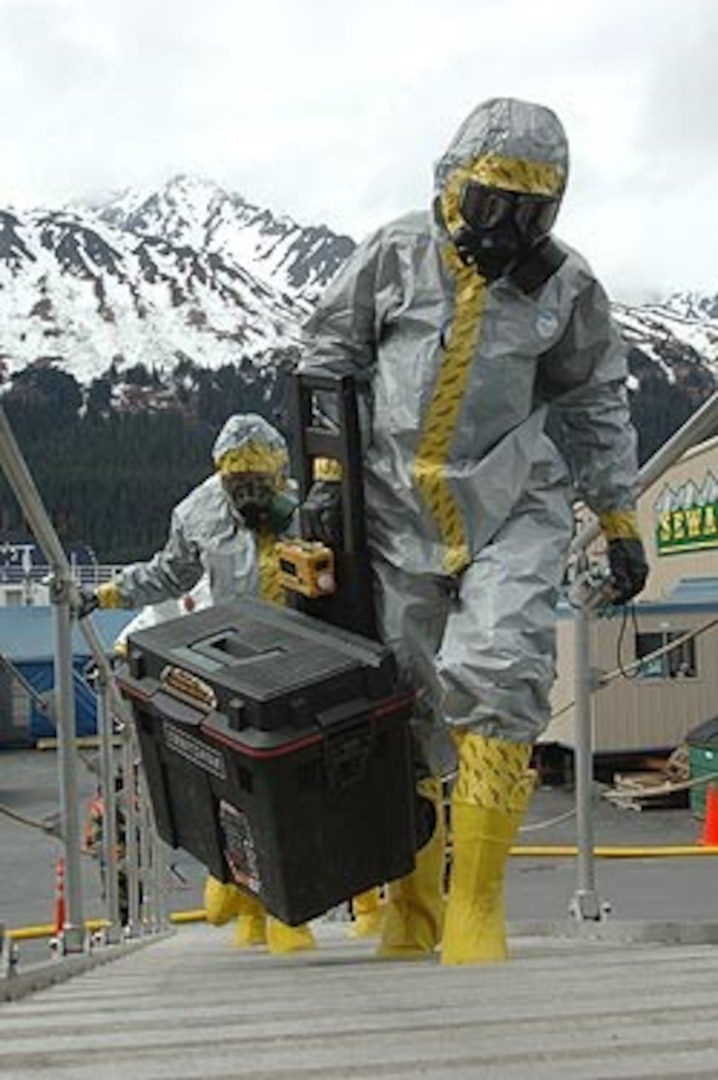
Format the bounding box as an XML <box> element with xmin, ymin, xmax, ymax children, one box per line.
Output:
<box><xmin>459</xmin><ymin>181</ymin><xmax>558</xmax><ymax>238</ymax></box>
<box><xmin>514</xmin><ymin>195</ymin><xmax>558</xmax><ymax>236</ymax></box>
<box><xmin>223</xmin><ymin>471</ymin><xmax>276</xmax><ymax>515</ymax></box>
<box><xmin>460</xmin><ymin>183</ymin><xmax>513</xmax><ymax>230</ymax></box>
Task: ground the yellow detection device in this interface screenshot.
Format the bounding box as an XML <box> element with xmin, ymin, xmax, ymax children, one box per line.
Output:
<box><xmin>276</xmin><ymin>539</ymin><xmax>336</xmax><ymax>599</ymax></box>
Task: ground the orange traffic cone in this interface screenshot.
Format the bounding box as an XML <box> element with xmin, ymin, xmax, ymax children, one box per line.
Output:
<box><xmin>53</xmin><ymin>854</ymin><xmax>66</xmax><ymax>935</ymax></box>
<box><xmin>700</xmin><ymin>784</ymin><xmax>718</xmax><ymax>846</ymax></box>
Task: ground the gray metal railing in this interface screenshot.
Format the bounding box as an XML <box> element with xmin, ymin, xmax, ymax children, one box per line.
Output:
<box><xmin>0</xmin><ymin>564</ymin><xmax>122</xmax><ymax>586</ymax></box>
<box><xmin>0</xmin><ymin>405</ymin><xmax>169</xmax><ymax>970</ymax></box>
<box><xmin>568</xmin><ymin>390</ymin><xmax>718</xmax><ymax>920</ymax></box>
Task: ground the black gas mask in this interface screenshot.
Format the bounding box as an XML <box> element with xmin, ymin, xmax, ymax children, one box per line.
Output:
<box><xmin>448</xmin><ymin>180</ymin><xmax>559</xmax><ymax>281</ymax></box>
<box><xmin>222</xmin><ymin>472</ymin><xmax>296</xmax><ymax>532</ymax></box>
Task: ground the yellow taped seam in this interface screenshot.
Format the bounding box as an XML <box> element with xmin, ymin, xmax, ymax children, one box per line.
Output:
<box><xmin>216</xmin><ymin>444</ymin><xmax>287</xmax><ymax>478</ymax></box>
<box><xmin>413</xmin><ymin>261</ymin><xmax>484</xmax><ymax>575</ymax></box>
<box><xmin>258</xmin><ymin>530</ymin><xmax>286</xmax><ymax>605</ymax></box>
<box><xmin>313</xmin><ymin>457</ymin><xmax>343</xmax><ymax>481</ymax></box>
<box><xmin>598</xmin><ymin>509</ymin><xmax>641</xmax><ymax>541</ymax></box>
<box><xmin>453</xmin><ymin>731</ymin><xmax>532</xmax><ymax>811</ymax></box>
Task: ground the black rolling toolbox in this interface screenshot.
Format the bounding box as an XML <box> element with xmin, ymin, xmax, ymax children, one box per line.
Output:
<box><xmin>116</xmin><ymin>597</ymin><xmax>417</xmax><ymax>925</ymax></box>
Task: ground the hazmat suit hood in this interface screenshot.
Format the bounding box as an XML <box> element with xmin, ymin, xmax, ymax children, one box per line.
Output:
<box><xmin>433</xmin><ymin>97</ymin><xmax>569</xmax><ymax>281</ymax></box>
<box><xmin>212</xmin><ymin>413</ymin><xmax>289</xmax><ymax>481</ymax></box>
<box><xmin>105</xmin><ymin>414</ymin><xmax>297</xmax><ymax>615</ymax></box>
<box><xmin>212</xmin><ymin>413</ymin><xmax>294</xmax><ymax>531</ymax></box>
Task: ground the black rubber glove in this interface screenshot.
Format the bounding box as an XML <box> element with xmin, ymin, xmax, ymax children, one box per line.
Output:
<box><xmin>75</xmin><ymin>588</ymin><xmax>100</xmax><ymax>619</ymax></box>
<box><xmin>607</xmin><ymin>537</ymin><xmax>649</xmax><ymax>604</ymax></box>
<box><xmin>300</xmin><ymin>480</ymin><xmax>343</xmax><ymax>546</ymax></box>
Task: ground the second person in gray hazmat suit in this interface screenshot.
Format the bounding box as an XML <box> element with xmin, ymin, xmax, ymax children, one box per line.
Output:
<box><xmin>299</xmin><ymin>97</ymin><xmax>648</xmax><ymax>965</ymax></box>
<box><xmin>83</xmin><ymin>412</ymin><xmax>318</xmax><ymax>956</ymax></box>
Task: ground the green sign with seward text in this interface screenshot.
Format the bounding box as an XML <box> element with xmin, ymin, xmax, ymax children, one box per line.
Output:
<box><xmin>655</xmin><ymin>473</ymin><xmax>718</xmax><ymax>555</ymax></box>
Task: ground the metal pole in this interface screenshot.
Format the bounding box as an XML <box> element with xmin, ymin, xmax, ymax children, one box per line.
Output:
<box><xmin>122</xmin><ymin>735</ymin><xmax>142</xmax><ymax>935</ymax></box>
<box><xmin>569</xmin><ymin>562</ymin><xmax>605</xmax><ymax>920</ymax></box>
<box><xmin>50</xmin><ymin>589</ymin><xmax>85</xmax><ymax>950</ymax></box>
<box><xmin>81</xmin><ymin>615</ymin><xmax>135</xmax><ymax>730</ymax></box>
<box><xmin>138</xmin><ymin>775</ymin><xmax>156</xmax><ymax>929</ymax></box>
<box><xmin>153</xmin><ymin>836</ymin><xmax>170</xmax><ymax>931</ymax></box>
<box><xmin>97</xmin><ymin>672</ymin><xmax>121</xmax><ymax>940</ymax></box>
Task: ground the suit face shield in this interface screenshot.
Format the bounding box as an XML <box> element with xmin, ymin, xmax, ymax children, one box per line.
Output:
<box><xmin>222</xmin><ymin>470</ymin><xmax>297</xmax><ymax>533</ymax></box>
<box><xmin>451</xmin><ymin>181</ymin><xmax>559</xmax><ymax>280</ymax></box>
<box><xmin>222</xmin><ymin>471</ymin><xmax>278</xmax><ymax>525</ymax></box>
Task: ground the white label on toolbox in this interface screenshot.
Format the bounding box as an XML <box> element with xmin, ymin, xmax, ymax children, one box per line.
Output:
<box><xmin>164</xmin><ymin>721</ymin><xmax>227</xmax><ymax>779</ymax></box>
<box><xmin>220</xmin><ymin>799</ymin><xmax>261</xmax><ymax>893</ymax></box>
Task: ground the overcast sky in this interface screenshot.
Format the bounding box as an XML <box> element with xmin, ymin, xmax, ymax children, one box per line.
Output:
<box><xmin>1</xmin><ymin>0</ymin><xmax>716</xmax><ymax>303</ymax></box>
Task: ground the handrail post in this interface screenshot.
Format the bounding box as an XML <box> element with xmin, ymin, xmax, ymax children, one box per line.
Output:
<box><xmin>97</xmin><ymin>670</ymin><xmax>122</xmax><ymax>941</ymax></box>
<box><xmin>49</xmin><ymin>576</ymin><xmax>86</xmax><ymax>951</ymax></box>
<box><xmin>568</xmin><ymin>557</ymin><xmax>607</xmax><ymax>920</ymax></box>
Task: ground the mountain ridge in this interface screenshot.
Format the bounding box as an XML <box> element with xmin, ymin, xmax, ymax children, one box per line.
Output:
<box><xmin>1</xmin><ymin>173</ymin><xmax>716</xmax><ymax>408</ymax></box>
<box><xmin>0</xmin><ymin>174</ymin><xmax>716</xmax><ymax>560</ymax></box>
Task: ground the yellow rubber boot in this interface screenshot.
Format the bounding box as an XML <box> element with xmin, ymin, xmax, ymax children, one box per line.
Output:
<box><xmin>266</xmin><ymin>918</ymin><xmax>317</xmax><ymax>955</ymax></box>
<box><xmin>203</xmin><ymin>876</ymin><xmax>243</xmax><ymax>926</ymax></box>
<box><xmin>232</xmin><ymin>892</ymin><xmax>268</xmax><ymax>948</ymax></box>
<box><xmin>441</xmin><ymin>731</ymin><xmax>535</xmax><ymax>966</ymax></box>
<box><xmin>348</xmin><ymin>887</ymin><xmax>385</xmax><ymax>939</ymax></box>
<box><xmin>376</xmin><ymin>777</ymin><xmax>446</xmax><ymax>959</ymax></box>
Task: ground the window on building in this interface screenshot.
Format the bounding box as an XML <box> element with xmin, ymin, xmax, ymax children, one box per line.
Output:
<box><xmin>635</xmin><ymin>630</ymin><xmax>697</xmax><ymax>679</ymax></box>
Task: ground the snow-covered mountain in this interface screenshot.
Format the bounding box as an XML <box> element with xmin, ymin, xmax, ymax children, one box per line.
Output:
<box><xmin>0</xmin><ymin>175</ymin><xmax>353</xmax><ymax>386</ymax></box>
<box><xmin>88</xmin><ymin>176</ymin><xmax>354</xmax><ymax>305</ymax></box>
<box><xmin>613</xmin><ymin>299</ymin><xmax>718</xmax><ymax>382</ymax></box>
<box><xmin>0</xmin><ymin>174</ymin><xmax>716</xmax><ymax>406</ymax></box>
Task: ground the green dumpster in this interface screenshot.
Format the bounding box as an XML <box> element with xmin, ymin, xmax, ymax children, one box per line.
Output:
<box><xmin>686</xmin><ymin>717</ymin><xmax>718</xmax><ymax>818</ymax></box>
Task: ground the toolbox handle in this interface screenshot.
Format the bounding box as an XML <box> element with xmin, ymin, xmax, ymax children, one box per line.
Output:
<box><xmin>289</xmin><ymin>372</ymin><xmax>377</xmax><ymax>640</ymax></box>
<box><xmin>291</xmin><ymin>372</ymin><xmax>368</xmax><ymax>556</ymax></box>
<box><xmin>151</xmin><ymin>688</ymin><xmax>206</xmax><ymax>729</ymax></box>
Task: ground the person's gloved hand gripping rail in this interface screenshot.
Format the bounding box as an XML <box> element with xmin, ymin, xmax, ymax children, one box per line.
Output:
<box><xmin>75</xmin><ymin>580</ymin><xmax>131</xmax><ymax>619</ymax></box>
<box><xmin>300</xmin><ymin>456</ymin><xmax>344</xmax><ymax>548</ymax></box>
<box><xmin>598</xmin><ymin>508</ymin><xmax>649</xmax><ymax>604</ymax></box>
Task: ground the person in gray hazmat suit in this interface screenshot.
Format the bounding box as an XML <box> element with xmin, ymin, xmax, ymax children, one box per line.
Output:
<box><xmin>298</xmin><ymin>97</ymin><xmax>649</xmax><ymax>965</ymax></box>
<box><xmin>80</xmin><ymin>412</ymin><xmax>318</xmax><ymax>956</ymax></box>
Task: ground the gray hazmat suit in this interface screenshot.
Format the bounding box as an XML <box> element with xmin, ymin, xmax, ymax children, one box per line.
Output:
<box><xmin>107</xmin><ymin>414</ymin><xmax>291</xmax><ymax>610</ymax></box>
<box><xmin>299</xmin><ymin>97</ymin><xmax>641</xmax><ymax>776</ymax></box>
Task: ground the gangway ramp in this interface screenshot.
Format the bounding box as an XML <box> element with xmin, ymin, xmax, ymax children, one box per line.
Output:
<box><xmin>3</xmin><ymin>921</ymin><xmax>718</xmax><ymax>1079</ymax></box>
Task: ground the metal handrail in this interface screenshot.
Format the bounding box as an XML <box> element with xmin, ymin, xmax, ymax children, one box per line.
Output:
<box><xmin>0</xmin><ymin>564</ymin><xmax>123</xmax><ymax>586</ymax></box>
<box><xmin>568</xmin><ymin>390</ymin><xmax>718</xmax><ymax>921</ymax></box>
<box><xmin>0</xmin><ymin>405</ymin><xmax>167</xmax><ymax>963</ymax></box>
